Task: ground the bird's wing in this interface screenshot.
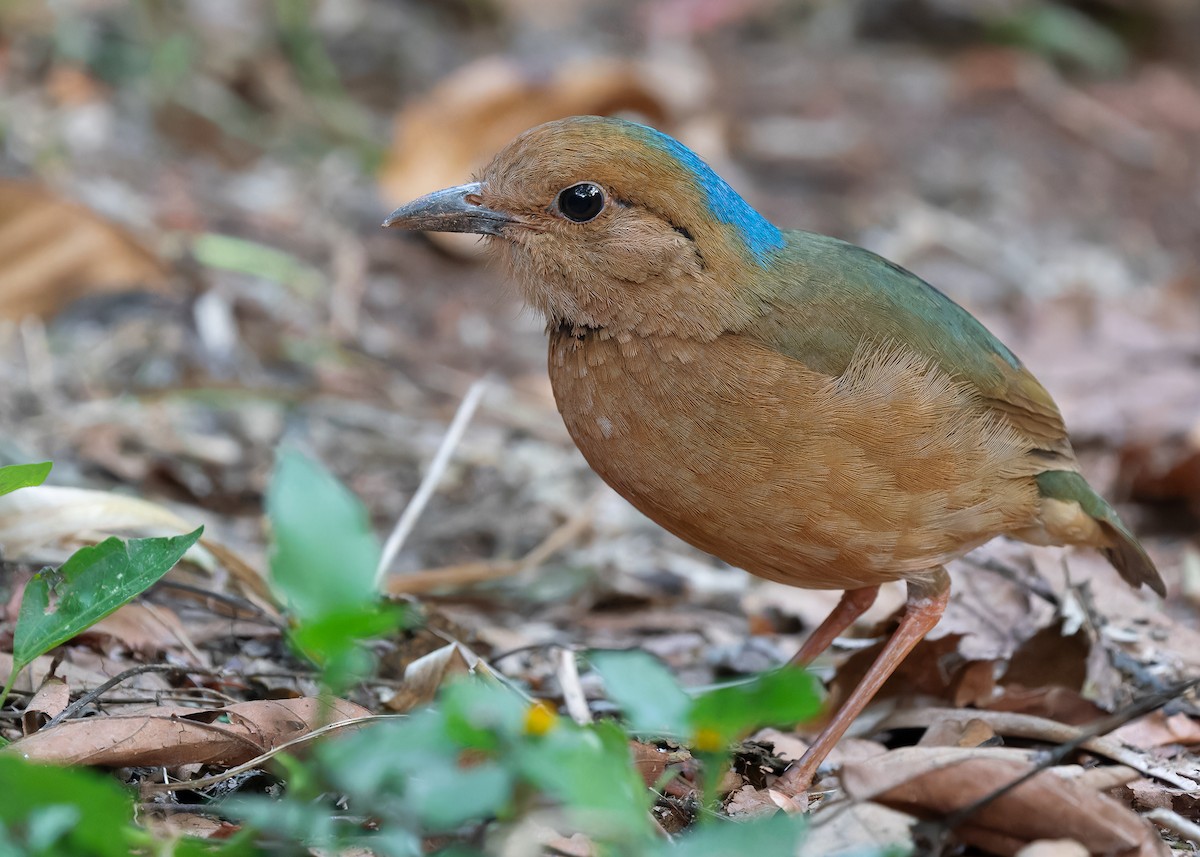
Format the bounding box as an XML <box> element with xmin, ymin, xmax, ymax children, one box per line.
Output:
<box><xmin>742</xmin><ymin>232</ymin><xmax>1073</xmax><ymax>460</ymax></box>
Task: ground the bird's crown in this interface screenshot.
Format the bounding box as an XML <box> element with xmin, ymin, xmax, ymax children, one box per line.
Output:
<box><xmin>385</xmin><ymin>116</ymin><xmax>784</xmax><ymax>337</ymax></box>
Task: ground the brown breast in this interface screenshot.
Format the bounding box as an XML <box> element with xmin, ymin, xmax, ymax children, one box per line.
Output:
<box><xmin>548</xmin><ymin>327</ymin><xmax>1043</xmax><ymax>590</ymax></box>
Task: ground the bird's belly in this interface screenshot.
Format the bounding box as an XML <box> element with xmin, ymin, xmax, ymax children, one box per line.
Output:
<box><xmin>548</xmin><ymin>330</ymin><xmax>1040</xmax><ymax>590</ymax></box>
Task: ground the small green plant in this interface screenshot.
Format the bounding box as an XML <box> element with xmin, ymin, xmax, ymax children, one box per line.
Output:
<box><xmin>0</xmin><ymin>755</ymin><xmax>255</xmax><ymax>856</ymax></box>
<box><xmin>590</xmin><ymin>650</ymin><xmax>821</xmax><ymax>811</ymax></box>
<box><xmin>266</xmin><ymin>449</ymin><xmax>411</xmax><ymax>693</ymax></box>
<box><xmin>1</xmin><ymin>455</ymin><xmax>828</xmax><ymax>855</ymax></box>
<box><xmin>228</xmin><ymin>663</ymin><xmax>813</xmax><ymax>855</ymax></box>
<box><xmin>0</xmin><ymin>461</ymin><xmax>52</xmax><ymax>497</ymax></box>
<box><xmin>0</xmin><ymin>462</ymin><xmax>203</xmax><ymax>711</ymax></box>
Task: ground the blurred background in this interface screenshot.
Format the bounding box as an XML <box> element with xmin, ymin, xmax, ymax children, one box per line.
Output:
<box><xmin>1</xmin><ymin>0</ymin><xmax>1198</xmax><ymax>680</ymax></box>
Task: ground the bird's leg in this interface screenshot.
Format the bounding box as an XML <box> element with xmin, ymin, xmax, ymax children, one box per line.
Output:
<box><xmin>777</xmin><ymin>568</ymin><xmax>951</xmax><ymax>795</ymax></box>
<box><xmin>788</xmin><ymin>585</ymin><xmax>881</xmax><ymax>668</ymax></box>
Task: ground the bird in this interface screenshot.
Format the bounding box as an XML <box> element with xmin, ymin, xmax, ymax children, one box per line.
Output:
<box><xmin>383</xmin><ymin>115</ymin><xmax>1164</xmax><ymax>794</ymax></box>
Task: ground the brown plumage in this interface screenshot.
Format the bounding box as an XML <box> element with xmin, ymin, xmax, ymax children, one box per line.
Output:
<box><xmin>384</xmin><ymin>115</ymin><xmax>1164</xmax><ymax>794</ymax></box>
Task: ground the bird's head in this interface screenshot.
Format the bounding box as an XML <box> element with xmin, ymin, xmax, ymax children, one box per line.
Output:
<box><xmin>384</xmin><ymin>116</ymin><xmax>785</xmax><ymax>338</ymax></box>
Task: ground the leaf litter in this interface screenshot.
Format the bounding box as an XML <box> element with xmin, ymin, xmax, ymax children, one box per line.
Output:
<box><xmin>0</xmin><ymin>1</ymin><xmax>1199</xmax><ymax>854</ymax></box>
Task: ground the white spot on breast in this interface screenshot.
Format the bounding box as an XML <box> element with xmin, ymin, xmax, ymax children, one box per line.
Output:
<box><xmin>596</xmin><ymin>416</ymin><xmax>614</xmax><ymax>438</ymax></box>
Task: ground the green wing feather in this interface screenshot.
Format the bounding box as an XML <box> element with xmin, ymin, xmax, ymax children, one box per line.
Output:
<box><xmin>741</xmin><ymin>232</ymin><xmax>1072</xmax><ymax>460</ymax></box>
<box><xmin>1036</xmin><ymin>471</ymin><xmax>1164</xmax><ymax>596</ymax></box>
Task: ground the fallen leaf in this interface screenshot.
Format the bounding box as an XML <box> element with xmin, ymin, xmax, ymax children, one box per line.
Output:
<box><xmin>83</xmin><ymin>603</ymin><xmax>191</xmax><ymax>657</ymax></box>
<box><xmin>0</xmin><ymin>485</ymin><xmax>271</xmax><ymax>602</ymax></box>
<box><xmin>840</xmin><ymin>746</ymin><xmax>1168</xmax><ymax>857</ymax></box>
<box><xmin>725</xmin><ymin>784</ymin><xmax>781</xmax><ymax>818</ymax></box>
<box><xmin>5</xmin><ymin>697</ymin><xmax>371</xmax><ymax>767</ymax></box>
<box><xmin>1110</xmin><ymin>711</ymin><xmax>1200</xmax><ymax>751</ymax></box>
<box><xmin>800</xmin><ymin>801</ymin><xmax>914</xmax><ymax>857</ymax></box>
<box><xmin>21</xmin><ymin>676</ymin><xmax>69</xmax><ymax>735</ymax></box>
<box><xmin>0</xmin><ymin>180</ymin><xmax>168</xmax><ymax>319</ymax></box>
<box><xmin>0</xmin><ymin>649</ymin><xmax>172</xmax><ymax>702</ymax></box>
<box><xmin>384</xmin><ymin>641</ymin><xmax>487</xmax><ymax>713</ymax></box>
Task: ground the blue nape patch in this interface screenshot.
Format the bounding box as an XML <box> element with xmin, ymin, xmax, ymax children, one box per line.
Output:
<box><xmin>633</xmin><ymin>123</ymin><xmax>784</xmax><ymax>264</ymax></box>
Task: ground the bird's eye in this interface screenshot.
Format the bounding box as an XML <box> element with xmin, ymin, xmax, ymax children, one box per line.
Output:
<box><xmin>556</xmin><ymin>183</ymin><xmax>605</xmax><ymax>223</ymax></box>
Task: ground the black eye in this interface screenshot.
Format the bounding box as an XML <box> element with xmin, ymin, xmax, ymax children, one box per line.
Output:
<box><xmin>557</xmin><ymin>182</ymin><xmax>605</xmax><ymax>222</ymax></box>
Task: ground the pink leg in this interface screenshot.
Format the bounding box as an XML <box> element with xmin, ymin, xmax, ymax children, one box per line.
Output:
<box><xmin>789</xmin><ymin>585</ymin><xmax>881</xmax><ymax>668</ymax></box>
<box><xmin>778</xmin><ymin>568</ymin><xmax>950</xmax><ymax>794</ymax></box>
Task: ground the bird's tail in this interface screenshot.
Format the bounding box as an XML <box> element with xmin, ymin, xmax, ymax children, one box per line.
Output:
<box><xmin>1022</xmin><ymin>470</ymin><xmax>1165</xmax><ymax>597</ymax></box>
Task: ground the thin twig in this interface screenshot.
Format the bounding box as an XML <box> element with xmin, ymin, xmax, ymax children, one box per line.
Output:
<box><xmin>556</xmin><ymin>647</ymin><xmax>592</xmax><ymax>725</ymax></box>
<box><xmin>877</xmin><ymin>703</ymin><xmax>1198</xmax><ymax>790</ymax></box>
<box><xmin>41</xmin><ymin>664</ymin><xmax>219</xmax><ymax>730</ymax></box>
<box><xmin>138</xmin><ymin>713</ymin><xmax>402</xmax><ymax>794</ymax></box>
<box><xmin>154</xmin><ymin>580</ymin><xmax>284</xmax><ymax>628</ymax></box>
<box><xmin>386</xmin><ymin>488</ymin><xmax>599</xmax><ymax>595</ymax></box>
<box><xmin>375</xmin><ymin>376</ymin><xmax>490</xmax><ymax>585</ymax></box>
<box><xmin>1146</xmin><ymin>808</ymin><xmax>1200</xmax><ymax>847</ymax></box>
<box><xmin>917</xmin><ymin>678</ymin><xmax>1200</xmax><ymax>852</ymax></box>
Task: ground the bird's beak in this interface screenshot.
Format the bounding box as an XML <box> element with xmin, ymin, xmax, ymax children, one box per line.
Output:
<box><xmin>382</xmin><ymin>181</ymin><xmax>514</xmax><ymax>236</ymax></box>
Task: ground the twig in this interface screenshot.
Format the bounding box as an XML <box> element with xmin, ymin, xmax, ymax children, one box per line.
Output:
<box><xmin>915</xmin><ymin>678</ymin><xmax>1200</xmax><ymax>853</ymax></box>
<box><xmin>139</xmin><ymin>600</ymin><xmax>208</xmax><ymax>667</ymax></box>
<box><xmin>375</xmin><ymin>376</ymin><xmax>490</xmax><ymax>585</ymax></box>
<box><xmin>1145</xmin><ymin>808</ymin><xmax>1200</xmax><ymax>847</ymax></box>
<box><xmin>42</xmin><ymin>664</ymin><xmax>218</xmax><ymax>730</ymax></box>
<box><xmin>386</xmin><ymin>488</ymin><xmax>599</xmax><ymax>595</ymax></box>
<box><xmin>154</xmin><ymin>580</ymin><xmax>284</xmax><ymax>628</ymax></box>
<box><xmin>138</xmin><ymin>714</ymin><xmax>402</xmax><ymax>794</ymax></box>
<box><xmin>877</xmin><ymin>704</ymin><xmax>1197</xmax><ymax>790</ymax></box>
<box><xmin>556</xmin><ymin>647</ymin><xmax>592</xmax><ymax>725</ymax></box>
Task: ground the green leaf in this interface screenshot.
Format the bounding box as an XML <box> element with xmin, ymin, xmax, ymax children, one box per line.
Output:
<box><xmin>654</xmin><ymin>811</ymin><xmax>806</xmax><ymax>856</ymax></box>
<box><xmin>589</xmin><ymin>649</ymin><xmax>690</xmax><ymax>737</ymax></box>
<box><xmin>440</xmin><ymin>679</ymin><xmax>528</xmax><ymax>751</ymax></box>
<box><xmin>12</xmin><ymin>528</ymin><xmax>202</xmax><ymax>673</ymax></box>
<box><xmin>992</xmin><ymin>1</ymin><xmax>1127</xmax><ymax>75</ymax></box>
<box><xmin>267</xmin><ymin>450</ymin><xmax>381</xmax><ymax>621</ymax></box>
<box><xmin>0</xmin><ymin>461</ymin><xmax>51</xmax><ymax>497</ymax></box>
<box><xmin>319</xmin><ymin>711</ymin><xmax>458</xmax><ymax>796</ymax></box>
<box><xmin>192</xmin><ymin>233</ymin><xmax>324</xmax><ymax>297</ymax></box>
<box><xmin>516</xmin><ymin>720</ymin><xmax>654</xmax><ymax>845</ymax></box>
<box><xmin>408</xmin><ymin>762</ymin><xmax>513</xmax><ymax>831</ymax></box>
<box><xmin>0</xmin><ymin>756</ymin><xmax>139</xmax><ymax>857</ymax></box>
<box><xmin>689</xmin><ymin>667</ymin><xmax>821</xmax><ymax>747</ymax></box>
<box><xmin>288</xmin><ymin>602</ymin><xmax>411</xmax><ymax>691</ymax></box>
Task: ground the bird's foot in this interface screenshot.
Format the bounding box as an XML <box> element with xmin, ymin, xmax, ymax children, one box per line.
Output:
<box><xmin>770</xmin><ymin>758</ymin><xmax>819</xmax><ymax>813</ymax></box>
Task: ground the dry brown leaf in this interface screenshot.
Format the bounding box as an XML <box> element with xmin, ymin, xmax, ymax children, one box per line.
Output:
<box><xmin>1111</xmin><ymin>712</ymin><xmax>1200</xmax><ymax>751</ymax></box>
<box><xmin>5</xmin><ymin>697</ymin><xmax>371</xmax><ymax>767</ymax></box>
<box><xmin>384</xmin><ymin>641</ymin><xmax>487</xmax><ymax>713</ymax></box>
<box><xmin>840</xmin><ymin>747</ymin><xmax>1168</xmax><ymax>857</ymax></box>
<box><xmin>0</xmin><ymin>485</ymin><xmax>272</xmax><ymax>603</ymax></box>
<box><xmin>142</xmin><ymin>811</ymin><xmax>239</xmax><ymax>842</ymax></box>
<box><xmin>800</xmin><ymin>801</ymin><xmax>914</xmax><ymax>857</ymax></box>
<box><xmin>724</xmin><ymin>784</ymin><xmax>782</xmax><ymax>818</ymax></box>
<box><xmin>917</xmin><ymin>715</ymin><xmax>998</xmax><ymax>749</ymax></box>
<box><xmin>0</xmin><ymin>649</ymin><xmax>172</xmax><ymax>701</ymax></box>
<box><xmin>985</xmin><ymin>686</ymin><xmax>1107</xmax><ymax>726</ymax></box>
<box><xmin>379</xmin><ymin>56</ymin><xmax>683</xmax><ymax>258</ymax></box>
<box><xmin>0</xmin><ymin>180</ymin><xmax>168</xmax><ymax>318</ymax></box>
<box><xmin>21</xmin><ymin>676</ymin><xmax>70</xmax><ymax>735</ymax></box>
<box><xmin>84</xmin><ymin>603</ymin><xmax>191</xmax><ymax>657</ymax></box>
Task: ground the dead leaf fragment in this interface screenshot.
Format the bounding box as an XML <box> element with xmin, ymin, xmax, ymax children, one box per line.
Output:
<box><xmin>22</xmin><ymin>677</ymin><xmax>70</xmax><ymax>735</ymax></box>
<box><xmin>84</xmin><ymin>603</ymin><xmax>191</xmax><ymax>657</ymax></box>
<box><xmin>5</xmin><ymin>697</ymin><xmax>371</xmax><ymax>768</ymax></box>
<box><xmin>840</xmin><ymin>747</ymin><xmax>1168</xmax><ymax>857</ymax></box>
<box><xmin>0</xmin><ymin>180</ymin><xmax>168</xmax><ymax>318</ymax></box>
<box><xmin>384</xmin><ymin>641</ymin><xmax>487</xmax><ymax>713</ymax></box>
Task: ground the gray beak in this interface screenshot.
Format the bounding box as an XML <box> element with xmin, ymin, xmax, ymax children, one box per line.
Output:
<box><xmin>382</xmin><ymin>182</ymin><xmax>514</xmax><ymax>236</ymax></box>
